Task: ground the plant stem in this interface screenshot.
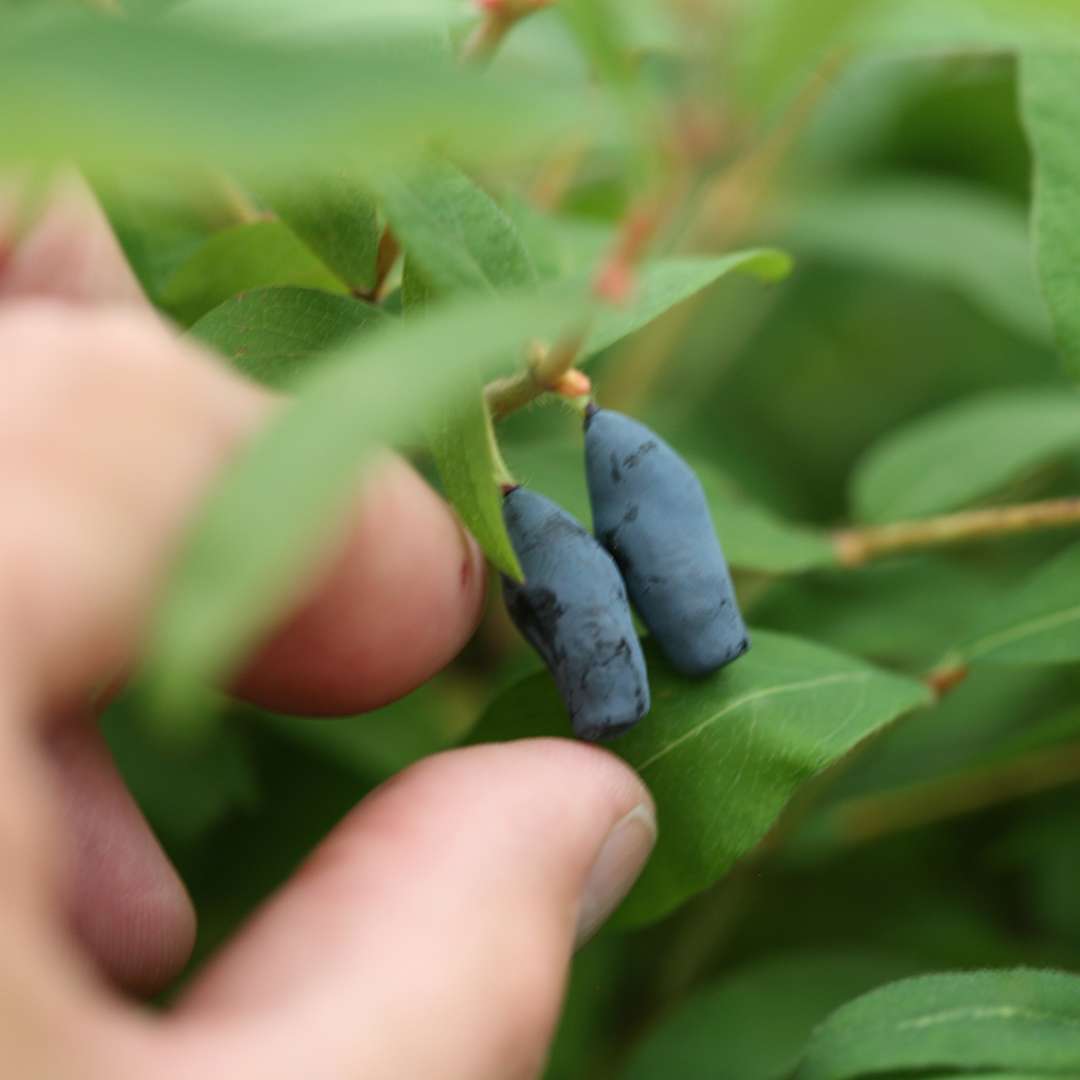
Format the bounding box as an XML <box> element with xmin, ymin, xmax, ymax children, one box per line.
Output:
<box><xmin>485</xmin><ymin>328</ymin><xmax>590</xmax><ymax>421</ymax></box>
<box><xmin>461</xmin><ymin>2</ymin><xmax>553</xmax><ymax>65</ymax></box>
<box><xmin>833</xmin><ymin>497</ymin><xmax>1080</xmax><ymax>567</ymax></box>
<box><xmin>695</xmin><ymin>50</ymin><xmax>848</xmax><ymax>248</ymax></box>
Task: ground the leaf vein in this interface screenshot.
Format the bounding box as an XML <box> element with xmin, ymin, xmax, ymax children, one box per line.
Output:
<box><xmin>636</xmin><ymin>671</ymin><xmax>872</xmax><ymax>773</ymax></box>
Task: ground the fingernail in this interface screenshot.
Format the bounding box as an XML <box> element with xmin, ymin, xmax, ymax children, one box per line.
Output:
<box><xmin>575</xmin><ymin>803</ymin><xmax>656</xmax><ymax>948</ymax></box>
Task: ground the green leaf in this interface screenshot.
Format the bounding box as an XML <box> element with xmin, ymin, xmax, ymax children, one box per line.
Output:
<box><xmin>751</xmin><ymin>557</ymin><xmax>999</xmax><ymax>670</ymax></box>
<box><xmin>1022</xmin><ymin>51</ymin><xmax>1080</xmax><ymax>379</ymax></box>
<box><xmin>851</xmin><ymin>389</ymin><xmax>1080</xmax><ymax>523</ymax></box>
<box><xmin>780</xmin><ymin>179</ymin><xmax>1050</xmax><ymax>346</ymax></box>
<box><xmin>251</xmin><ymin>677</ymin><xmax>475</xmax><ymax>780</ymax></box>
<box><xmin>431</xmin><ymin>389</ymin><xmax>523</xmax><ymax>579</ymax></box>
<box><xmin>91</xmin><ymin>177</ymin><xmax>217</xmax><ymax>306</ymax></box>
<box><xmin>794</xmin><ymin>969</ymin><xmax>1080</xmax><ymax>1079</ymax></box>
<box><xmin>143</xmin><ymin>286</ymin><xmax>581</xmax><ymax>723</ymax></box>
<box><xmin>376</xmin><ymin>157</ymin><xmax>537</xmax><ymax>295</ymax></box>
<box><xmin>189</xmin><ymin>287</ymin><xmax>388</xmax><ymax>390</ymax></box>
<box><xmin>381</xmin><ymin>158</ymin><xmax>538</xmax><ymax>579</ymax></box>
<box><xmin>264</xmin><ymin>174</ymin><xmax>381</xmax><ymax>293</ymax></box>
<box><xmin>960</xmin><ymin>541</ymin><xmax>1080</xmax><ymax>665</ymax></box>
<box><xmin>160</xmin><ymin>221</ymin><xmax>344</xmax><ymax>326</ymax></box>
<box><xmin>172</xmin><ymin>0</ymin><xmax>463</xmax><ymax>42</ymax></box>
<box><xmin>103</xmin><ymin>691</ymin><xmax>258</xmax><ymax>845</ymax></box>
<box><xmin>737</xmin><ymin>0</ymin><xmax>1080</xmax><ymax>109</ymax></box>
<box><xmin>582</xmin><ymin>251</ymin><xmax>793</xmax><ymax>360</ymax></box>
<box><xmin>505</xmin><ymin>440</ymin><xmax>834</xmax><ymax>574</ymax></box>
<box><xmin>0</xmin><ymin>11</ymin><xmax>604</xmax><ymax>178</ymax></box>
<box><xmin>503</xmin><ymin>196</ymin><xmax>613</xmax><ymax>281</ymax></box>
<box><xmin>622</xmin><ymin>949</ymin><xmax>923</xmax><ymax>1080</ymax></box>
<box><xmin>472</xmin><ymin>630</ymin><xmax>930</xmax><ymax>925</ymax></box>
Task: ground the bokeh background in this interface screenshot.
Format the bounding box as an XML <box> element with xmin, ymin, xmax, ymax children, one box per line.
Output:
<box><xmin>9</xmin><ymin>1</ymin><xmax>1080</xmax><ymax>1076</ymax></box>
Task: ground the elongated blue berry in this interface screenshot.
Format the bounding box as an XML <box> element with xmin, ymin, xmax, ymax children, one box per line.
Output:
<box><xmin>502</xmin><ymin>487</ymin><xmax>650</xmax><ymax>741</ymax></box>
<box><xmin>585</xmin><ymin>407</ymin><xmax>749</xmax><ymax>677</ymax></box>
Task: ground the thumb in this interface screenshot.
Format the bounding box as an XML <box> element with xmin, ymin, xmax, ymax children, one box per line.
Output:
<box><xmin>172</xmin><ymin>739</ymin><xmax>655</xmax><ymax>1080</ymax></box>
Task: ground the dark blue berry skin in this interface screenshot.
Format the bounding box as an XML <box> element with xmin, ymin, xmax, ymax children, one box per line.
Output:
<box><xmin>584</xmin><ymin>407</ymin><xmax>749</xmax><ymax>678</ymax></box>
<box><xmin>502</xmin><ymin>487</ymin><xmax>650</xmax><ymax>741</ymax></box>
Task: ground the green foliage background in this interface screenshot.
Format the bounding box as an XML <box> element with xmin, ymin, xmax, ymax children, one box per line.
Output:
<box><xmin>8</xmin><ymin>0</ymin><xmax>1080</xmax><ymax>1075</ymax></box>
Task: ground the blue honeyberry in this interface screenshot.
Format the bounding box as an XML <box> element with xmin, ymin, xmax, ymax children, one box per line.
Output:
<box><xmin>584</xmin><ymin>407</ymin><xmax>749</xmax><ymax>678</ymax></box>
<box><xmin>502</xmin><ymin>486</ymin><xmax>650</xmax><ymax>741</ymax></box>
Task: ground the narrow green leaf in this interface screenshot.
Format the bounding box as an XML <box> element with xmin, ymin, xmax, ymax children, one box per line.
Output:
<box><xmin>265</xmin><ymin>174</ymin><xmax>381</xmax><ymax>292</ymax></box>
<box><xmin>172</xmin><ymin>0</ymin><xmax>462</xmax><ymax>41</ymax></box>
<box><xmin>143</xmin><ymin>287</ymin><xmax>580</xmax><ymax>722</ymax></box>
<box><xmin>430</xmin><ymin>390</ymin><xmax>523</xmax><ymax>579</ymax></box>
<box><xmin>851</xmin><ymin>389</ymin><xmax>1080</xmax><ymax>523</ymax></box>
<box><xmin>160</xmin><ymin>221</ymin><xmax>344</xmax><ymax>326</ymax></box>
<box><xmin>381</xmin><ymin>158</ymin><xmax>537</xmax><ymax>579</ymax></box>
<box><xmin>189</xmin><ymin>287</ymin><xmax>388</xmax><ymax>390</ymax></box>
<box><xmin>582</xmin><ymin>251</ymin><xmax>793</xmax><ymax>360</ymax></box>
<box><xmin>473</xmin><ymin>630</ymin><xmax>930</xmax><ymax>925</ymax></box>
<box><xmin>960</xmin><ymin>541</ymin><xmax>1080</xmax><ymax>665</ymax></box>
<box><xmin>622</xmin><ymin>949</ymin><xmax>923</xmax><ymax>1080</ymax></box>
<box><xmin>1022</xmin><ymin>51</ymin><xmax>1080</xmax><ymax>378</ymax></box>
<box><xmin>795</xmin><ymin>969</ymin><xmax>1080</xmax><ymax>1079</ymax></box>
<box><xmin>738</xmin><ymin>0</ymin><xmax>1080</xmax><ymax>110</ymax></box>
<box><xmin>505</xmin><ymin>440</ymin><xmax>834</xmax><ymax>574</ymax></box>
<box><xmin>0</xmin><ymin>11</ymin><xmax>604</xmax><ymax>177</ymax></box>
<box><xmin>780</xmin><ymin>180</ymin><xmax>1050</xmax><ymax>346</ymax></box>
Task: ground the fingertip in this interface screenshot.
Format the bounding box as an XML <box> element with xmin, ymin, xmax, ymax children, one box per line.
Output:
<box><xmin>235</xmin><ymin>457</ymin><xmax>487</xmax><ymax>715</ymax></box>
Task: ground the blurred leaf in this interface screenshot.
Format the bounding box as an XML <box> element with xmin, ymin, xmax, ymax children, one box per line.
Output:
<box><xmin>751</xmin><ymin>557</ymin><xmax>998</xmax><ymax>669</ymax></box>
<box><xmin>780</xmin><ymin>180</ymin><xmax>1049</xmax><ymax>346</ymax></box>
<box><xmin>172</xmin><ymin>0</ymin><xmax>462</xmax><ymax>42</ymax></box>
<box><xmin>143</xmin><ymin>286</ymin><xmax>581</xmax><ymax>723</ymax></box>
<box><xmin>381</xmin><ymin>157</ymin><xmax>537</xmax><ymax>579</ymax></box>
<box><xmin>1000</xmin><ymin>795</ymin><xmax>1080</xmax><ymax>950</ymax></box>
<box><xmin>702</xmin><ymin>265</ymin><xmax>1062</xmax><ymax>524</ymax></box>
<box><xmin>175</xmin><ymin>720</ymin><xmax>381</xmax><ymax>973</ymax></box>
<box><xmin>190</xmin><ymin>287</ymin><xmax>388</xmax><ymax>390</ymax></box>
<box><xmin>583</xmin><ymin>251</ymin><xmax>793</xmax><ymax>360</ymax></box>
<box><xmin>473</xmin><ymin>631</ymin><xmax>930</xmax><ymax>925</ymax></box>
<box><xmin>737</xmin><ymin>0</ymin><xmax>1080</xmax><ymax>109</ymax></box>
<box><xmin>505</xmin><ymin>440</ymin><xmax>834</xmax><ymax>574</ymax></box>
<box><xmin>557</xmin><ymin>0</ymin><xmax>636</xmax><ymax>89</ymax></box>
<box><xmin>161</xmin><ymin>221</ymin><xmax>344</xmax><ymax>326</ymax></box>
<box><xmin>851</xmin><ymin>389</ymin><xmax>1080</xmax><ymax>522</ymax></box>
<box><xmin>794</xmin><ymin>968</ymin><xmax>1080</xmax><ymax>1079</ymax></box>
<box><xmin>265</xmin><ymin>175</ymin><xmax>381</xmax><ymax>292</ymax></box>
<box><xmin>103</xmin><ymin>693</ymin><xmax>258</xmax><ymax>846</ymax></box>
<box><xmin>252</xmin><ymin>678</ymin><xmax>475</xmax><ymax>779</ymax></box>
<box><xmin>504</xmin><ymin>197</ymin><xmax>612</xmax><ymax>281</ymax></box>
<box><xmin>92</xmin><ymin>177</ymin><xmax>217</xmax><ymax>305</ymax></box>
<box><xmin>813</xmin><ymin>667</ymin><xmax>1078</xmax><ymax>807</ymax></box>
<box><xmin>622</xmin><ymin>949</ymin><xmax>923</xmax><ymax>1080</ymax></box>
<box><xmin>960</xmin><ymin>541</ymin><xmax>1080</xmax><ymax>665</ymax></box>
<box><xmin>1022</xmin><ymin>51</ymin><xmax>1080</xmax><ymax>379</ymax></box>
<box><xmin>861</xmin><ymin>0</ymin><xmax>1080</xmax><ymax>55</ymax></box>
<box><xmin>0</xmin><ymin>11</ymin><xmax>604</xmax><ymax>177</ymax></box>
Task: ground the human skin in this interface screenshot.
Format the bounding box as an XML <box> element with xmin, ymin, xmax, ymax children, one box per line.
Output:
<box><xmin>0</xmin><ymin>178</ymin><xmax>655</xmax><ymax>1079</ymax></box>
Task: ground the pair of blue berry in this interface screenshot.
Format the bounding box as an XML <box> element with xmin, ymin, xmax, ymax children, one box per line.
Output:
<box><xmin>502</xmin><ymin>407</ymin><xmax>749</xmax><ymax>742</ymax></box>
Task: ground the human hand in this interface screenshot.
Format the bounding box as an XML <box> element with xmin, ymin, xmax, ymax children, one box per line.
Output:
<box><xmin>0</xmin><ymin>179</ymin><xmax>655</xmax><ymax>1079</ymax></box>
